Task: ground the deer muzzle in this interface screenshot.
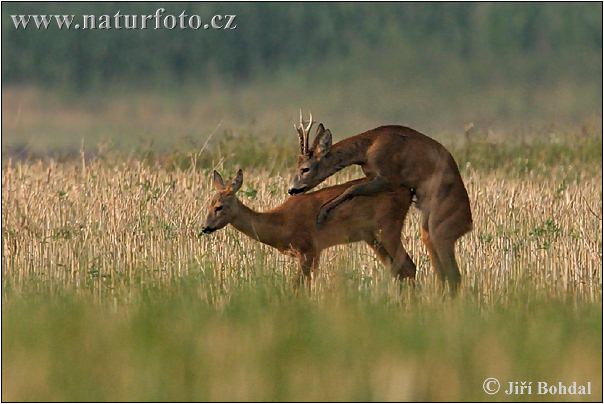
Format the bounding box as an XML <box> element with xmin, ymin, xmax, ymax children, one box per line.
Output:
<box><xmin>288</xmin><ymin>186</ymin><xmax>307</xmax><ymax>195</ymax></box>
<box><xmin>201</xmin><ymin>226</ymin><xmax>215</xmax><ymax>234</ymax></box>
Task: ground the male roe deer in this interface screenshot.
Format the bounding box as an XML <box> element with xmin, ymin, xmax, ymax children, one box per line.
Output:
<box><xmin>201</xmin><ymin>169</ymin><xmax>415</xmax><ymax>288</ymax></box>
<box><xmin>288</xmin><ymin>112</ymin><xmax>472</xmax><ymax>294</ymax></box>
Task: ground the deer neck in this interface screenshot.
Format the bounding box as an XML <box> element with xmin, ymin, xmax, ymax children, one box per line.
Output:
<box><xmin>324</xmin><ymin>136</ymin><xmax>370</xmax><ymax>174</ymax></box>
<box><xmin>229</xmin><ymin>199</ymin><xmax>285</xmax><ymax>248</ymax></box>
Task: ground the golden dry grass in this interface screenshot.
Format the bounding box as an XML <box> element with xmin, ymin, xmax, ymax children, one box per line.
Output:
<box><xmin>2</xmin><ymin>153</ymin><xmax>601</xmax><ymax>301</ymax></box>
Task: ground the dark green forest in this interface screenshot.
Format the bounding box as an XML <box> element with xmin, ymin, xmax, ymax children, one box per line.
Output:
<box><xmin>2</xmin><ymin>3</ymin><xmax>602</xmax><ymax>89</ymax></box>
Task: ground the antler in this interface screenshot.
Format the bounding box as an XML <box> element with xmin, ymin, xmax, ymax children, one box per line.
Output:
<box><xmin>294</xmin><ymin>109</ymin><xmax>314</xmax><ymax>155</ymax></box>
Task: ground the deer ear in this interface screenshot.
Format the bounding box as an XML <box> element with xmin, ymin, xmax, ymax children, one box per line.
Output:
<box><xmin>212</xmin><ymin>170</ymin><xmax>225</xmax><ymax>190</ymax></box>
<box><xmin>316</xmin><ymin>123</ymin><xmax>325</xmax><ymax>136</ymax></box>
<box><xmin>231</xmin><ymin>169</ymin><xmax>243</xmax><ymax>193</ymax></box>
<box><xmin>311</xmin><ymin>124</ymin><xmax>326</xmax><ymax>153</ymax></box>
<box><xmin>316</xmin><ymin>129</ymin><xmax>332</xmax><ymax>156</ymax></box>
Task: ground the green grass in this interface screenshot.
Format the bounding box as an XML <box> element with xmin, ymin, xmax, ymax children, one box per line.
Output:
<box><xmin>2</xmin><ymin>280</ymin><xmax>601</xmax><ymax>402</ymax></box>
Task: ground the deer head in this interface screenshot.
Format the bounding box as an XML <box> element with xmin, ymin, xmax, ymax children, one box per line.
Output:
<box><xmin>201</xmin><ymin>169</ymin><xmax>243</xmax><ymax>234</ymax></box>
<box><xmin>288</xmin><ymin>109</ymin><xmax>332</xmax><ymax>195</ymax></box>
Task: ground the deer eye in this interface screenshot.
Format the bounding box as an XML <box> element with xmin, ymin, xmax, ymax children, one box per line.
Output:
<box><xmin>301</xmin><ymin>168</ymin><xmax>310</xmax><ymax>174</ymax></box>
<box><xmin>215</xmin><ymin>206</ymin><xmax>223</xmax><ymax>212</ymax></box>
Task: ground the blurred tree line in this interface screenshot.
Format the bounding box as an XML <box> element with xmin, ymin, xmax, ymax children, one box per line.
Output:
<box><xmin>2</xmin><ymin>2</ymin><xmax>602</xmax><ymax>90</ymax></box>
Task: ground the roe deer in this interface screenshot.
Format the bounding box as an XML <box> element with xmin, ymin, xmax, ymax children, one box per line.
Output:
<box><xmin>288</xmin><ymin>111</ymin><xmax>472</xmax><ymax>294</ymax></box>
<box><xmin>201</xmin><ymin>169</ymin><xmax>415</xmax><ymax>288</ymax></box>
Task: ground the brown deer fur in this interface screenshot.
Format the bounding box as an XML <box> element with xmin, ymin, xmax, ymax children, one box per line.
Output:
<box><xmin>288</xmin><ymin>122</ymin><xmax>473</xmax><ymax>293</ymax></box>
<box><xmin>202</xmin><ymin>169</ymin><xmax>415</xmax><ymax>288</ymax></box>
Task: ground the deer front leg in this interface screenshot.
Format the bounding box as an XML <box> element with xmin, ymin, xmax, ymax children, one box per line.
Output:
<box><xmin>294</xmin><ymin>250</ymin><xmax>318</xmax><ymax>293</ymax></box>
<box><xmin>316</xmin><ymin>176</ymin><xmax>391</xmax><ymax>225</ymax></box>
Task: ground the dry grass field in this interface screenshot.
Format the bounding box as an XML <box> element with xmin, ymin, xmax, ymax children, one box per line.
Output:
<box><xmin>2</xmin><ymin>113</ymin><xmax>602</xmax><ymax>400</ymax></box>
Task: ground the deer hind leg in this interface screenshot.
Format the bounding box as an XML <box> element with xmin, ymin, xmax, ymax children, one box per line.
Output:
<box><xmin>366</xmin><ymin>239</ymin><xmax>394</xmax><ymax>269</ymax></box>
<box><xmin>431</xmin><ymin>238</ymin><xmax>460</xmax><ymax>296</ymax></box>
<box><xmin>421</xmin><ymin>224</ymin><xmax>446</xmax><ymax>286</ymax></box>
<box><xmin>429</xmin><ymin>199</ymin><xmax>472</xmax><ymax>296</ymax></box>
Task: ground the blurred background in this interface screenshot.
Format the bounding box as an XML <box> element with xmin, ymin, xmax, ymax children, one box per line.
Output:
<box><xmin>2</xmin><ymin>2</ymin><xmax>602</xmax><ymax>157</ymax></box>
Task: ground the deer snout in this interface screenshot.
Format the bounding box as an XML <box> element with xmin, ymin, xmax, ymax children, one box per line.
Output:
<box><xmin>288</xmin><ymin>186</ymin><xmax>306</xmax><ymax>195</ymax></box>
<box><xmin>201</xmin><ymin>226</ymin><xmax>215</xmax><ymax>235</ymax></box>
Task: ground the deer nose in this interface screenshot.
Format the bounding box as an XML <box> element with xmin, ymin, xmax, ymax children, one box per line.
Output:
<box><xmin>201</xmin><ymin>226</ymin><xmax>213</xmax><ymax>234</ymax></box>
<box><xmin>288</xmin><ymin>186</ymin><xmax>305</xmax><ymax>195</ymax></box>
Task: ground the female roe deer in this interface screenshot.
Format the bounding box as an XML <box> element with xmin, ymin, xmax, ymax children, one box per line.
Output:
<box><xmin>288</xmin><ymin>112</ymin><xmax>472</xmax><ymax>294</ymax></box>
<box><xmin>201</xmin><ymin>169</ymin><xmax>415</xmax><ymax>288</ymax></box>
